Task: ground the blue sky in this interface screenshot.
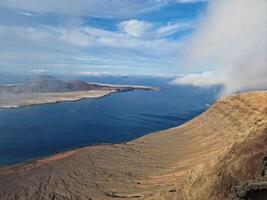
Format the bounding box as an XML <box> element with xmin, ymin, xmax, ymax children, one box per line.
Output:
<box><xmin>1</xmin><ymin>0</ymin><xmax>266</xmax><ymax>94</ymax></box>
<box><xmin>0</xmin><ymin>0</ymin><xmax>208</xmax><ymax>76</ymax></box>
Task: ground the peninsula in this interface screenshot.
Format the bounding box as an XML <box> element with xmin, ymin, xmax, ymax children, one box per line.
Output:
<box><xmin>0</xmin><ymin>91</ymin><xmax>266</xmax><ymax>200</ymax></box>
<box><xmin>0</xmin><ymin>76</ymin><xmax>158</xmax><ymax>108</ymax></box>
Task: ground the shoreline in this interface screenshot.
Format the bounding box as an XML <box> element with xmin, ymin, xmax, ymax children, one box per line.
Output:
<box><xmin>0</xmin><ymin>84</ymin><xmax>159</xmax><ymax>109</ymax></box>
<box><xmin>0</xmin><ymin>113</ymin><xmax>184</xmax><ymax>168</ymax></box>
<box><xmin>0</xmin><ymin>142</ymin><xmax>113</xmax><ymax>168</ymax></box>
<box><xmin>0</xmin><ymin>90</ymin><xmax>263</xmax><ymax>167</ymax></box>
<box><xmin>0</xmin><ymin>91</ymin><xmax>266</xmax><ymax>199</ymax></box>
<box><xmin>0</xmin><ymin>90</ymin><xmax>114</xmax><ymax>109</ymax></box>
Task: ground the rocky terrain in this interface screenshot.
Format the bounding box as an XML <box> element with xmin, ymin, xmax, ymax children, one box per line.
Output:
<box><xmin>0</xmin><ymin>91</ymin><xmax>266</xmax><ymax>200</ymax></box>
<box><xmin>0</xmin><ymin>76</ymin><xmax>157</xmax><ymax>108</ymax></box>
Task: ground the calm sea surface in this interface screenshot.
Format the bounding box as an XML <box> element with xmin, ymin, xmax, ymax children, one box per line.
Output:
<box><xmin>0</xmin><ymin>76</ymin><xmax>219</xmax><ymax>166</ymax></box>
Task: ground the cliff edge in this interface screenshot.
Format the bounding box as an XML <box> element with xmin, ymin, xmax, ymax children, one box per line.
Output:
<box><xmin>0</xmin><ymin>91</ymin><xmax>266</xmax><ymax>200</ymax></box>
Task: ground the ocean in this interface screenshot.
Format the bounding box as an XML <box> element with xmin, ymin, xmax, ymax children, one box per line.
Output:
<box><xmin>0</xmin><ymin>76</ymin><xmax>220</xmax><ymax>166</ymax></box>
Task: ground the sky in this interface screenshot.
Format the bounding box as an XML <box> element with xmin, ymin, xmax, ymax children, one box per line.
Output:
<box><xmin>0</xmin><ymin>0</ymin><xmax>207</xmax><ymax>76</ymax></box>
<box><xmin>0</xmin><ymin>0</ymin><xmax>266</xmax><ymax>94</ymax></box>
<box><xmin>172</xmin><ymin>0</ymin><xmax>267</xmax><ymax>94</ymax></box>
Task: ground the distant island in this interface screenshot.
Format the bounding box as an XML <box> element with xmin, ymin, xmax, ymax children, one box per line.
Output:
<box><xmin>0</xmin><ymin>75</ymin><xmax>158</xmax><ymax>108</ymax></box>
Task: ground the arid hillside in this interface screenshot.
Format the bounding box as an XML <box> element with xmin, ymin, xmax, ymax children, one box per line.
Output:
<box><xmin>0</xmin><ymin>91</ymin><xmax>266</xmax><ymax>200</ymax></box>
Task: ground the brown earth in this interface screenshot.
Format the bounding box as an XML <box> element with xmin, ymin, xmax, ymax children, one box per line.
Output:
<box><xmin>0</xmin><ymin>91</ymin><xmax>266</xmax><ymax>200</ymax></box>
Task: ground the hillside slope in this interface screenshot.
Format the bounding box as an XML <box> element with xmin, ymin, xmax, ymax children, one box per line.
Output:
<box><xmin>0</xmin><ymin>91</ymin><xmax>266</xmax><ymax>200</ymax></box>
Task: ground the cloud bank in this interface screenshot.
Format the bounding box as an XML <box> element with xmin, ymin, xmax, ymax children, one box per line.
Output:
<box><xmin>172</xmin><ymin>0</ymin><xmax>267</xmax><ymax>94</ymax></box>
<box><xmin>0</xmin><ymin>0</ymin><xmax>205</xmax><ymax>18</ymax></box>
<box><xmin>0</xmin><ymin>0</ymin><xmax>201</xmax><ymax>75</ymax></box>
<box><xmin>0</xmin><ymin>0</ymin><xmax>164</xmax><ymax>18</ymax></box>
<box><xmin>171</xmin><ymin>71</ymin><xmax>223</xmax><ymax>87</ymax></box>
<box><xmin>118</xmin><ymin>20</ymin><xmax>153</xmax><ymax>37</ymax></box>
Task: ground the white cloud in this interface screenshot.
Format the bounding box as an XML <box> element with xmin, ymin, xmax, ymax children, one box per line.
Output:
<box><xmin>0</xmin><ymin>23</ymin><xmax>181</xmax><ymax>73</ymax></box>
<box><xmin>0</xmin><ymin>0</ymin><xmax>167</xmax><ymax>18</ymax></box>
<box><xmin>157</xmin><ymin>0</ymin><xmax>207</xmax><ymax>3</ymax></box>
<box><xmin>118</xmin><ymin>19</ymin><xmax>194</xmax><ymax>38</ymax></box>
<box><xmin>157</xmin><ymin>21</ymin><xmax>194</xmax><ymax>37</ymax></box>
<box><xmin>172</xmin><ymin>0</ymin><xmax>267</xmax><ymax>94</ymax></box>
<box><xmin>0</xmin><ymin>0</ymin><xmax>205</xmax><ymax>75</ymax></box>
<box><xmin>171</xmin><ymin>71</ymin><xmax>223</xmax><ymax>87</ymax></box>
<box><xmin>77</xmin><ymin>70</ymin><xmax>175</xmax><ymax>78</ymax></box>
<box><xmin>77</xmin><ymin>71</ymin><xmax>125</xmax><ymax>77</ymax></box>
<box><xmin>0</xmin><ymin>0</ymin><xmax>207</xmax><ymax>19</ymax></box>
<box><xmin>118</xmin><ymin>20</ymin><xmax>153</xmax><ymax>37</ymax></box>
<box><xmin>31</xmin><ymin>69</ymin><xmax>50</xmax><ymax>74</ymax></box>
<box><xmin>177</xmin><ymin>0</ymin><xmax>207</xmax><ymax>3</ymax></box>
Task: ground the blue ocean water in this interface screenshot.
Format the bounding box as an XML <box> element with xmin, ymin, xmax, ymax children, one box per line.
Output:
<box><xmin>0</xmin><ymin>76</ymin><xmax>219</xmax><ymax>166</ymax></box>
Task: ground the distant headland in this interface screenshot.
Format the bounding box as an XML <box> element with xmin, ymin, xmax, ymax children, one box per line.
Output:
<box><xmin>0</xmin><ymin>75</ymin><xmax>159</xmax><ymax>108</ymax></box>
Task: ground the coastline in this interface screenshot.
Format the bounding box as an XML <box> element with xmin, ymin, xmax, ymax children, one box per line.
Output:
<box><xmin>0</xmin><ymin>84</ymin><xmax>158</xmax><ymax>109</ymax></box>
<box><xmin>0</xmin><ymin>90</ymin><xmax>114</xmax><ymax>109</ymax></box>
<box><xmin>0</xmin><ymin>91</ymin><xmax>266</xmax><ymax>200</ymax></box>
